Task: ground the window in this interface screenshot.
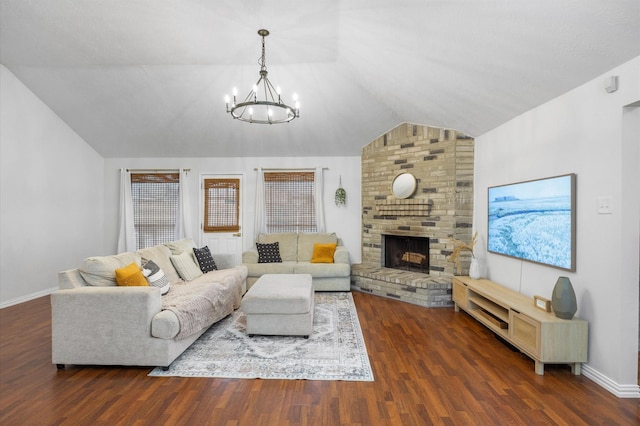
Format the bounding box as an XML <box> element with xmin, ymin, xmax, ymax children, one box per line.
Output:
<box><xmin>131</xmin><ymin>173</ymin><xmax>179</xmax><ymax>249</ymax></box>
<box><xmin>263</xmin><ymin>171</ymin><xmax>317</xmax><ymax>233</ymax></box>
<box><xmin>203</xmin><ymin>178</ymin><xmax>240</xmax><ymax>232</ymax></box>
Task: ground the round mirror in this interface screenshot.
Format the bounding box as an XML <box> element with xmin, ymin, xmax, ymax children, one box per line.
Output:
<box><xmin>391</xmin><ymin>173</ymin><xmax>417</xmax><ymax>199</ymax></box>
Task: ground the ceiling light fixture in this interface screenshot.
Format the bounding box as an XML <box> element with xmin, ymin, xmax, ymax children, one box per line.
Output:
<box><xmin>225</xmin><ymin>29</ymin><xmax>299</xmax><ymax>124</ymax></box>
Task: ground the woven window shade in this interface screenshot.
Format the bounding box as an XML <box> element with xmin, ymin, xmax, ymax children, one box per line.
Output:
<box><xmin>264</xmin><ymin>171</ymin><xmax>316</xmax><ymax>233</ymax></box>
<box><xmin>131</xmin><ymin>173</ymin><xmax>179</xmax><ymax>249</ymax></box>
<box><xmin>204</xmin><ymin>178</ymin><xmax>240</xmax><ymax>232</ymax></box>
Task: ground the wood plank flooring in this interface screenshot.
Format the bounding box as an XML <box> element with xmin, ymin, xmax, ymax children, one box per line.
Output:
<box><xmin>1</xmin><ymin>291</ymin><xmax>638</xmax><ymax>425</ymax></box>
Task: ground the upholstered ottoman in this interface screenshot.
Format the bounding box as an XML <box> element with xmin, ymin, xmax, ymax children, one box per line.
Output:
<box><xmin>241</xmin><ymin>274</ymin><xmax>314</xmax><ymax>338</ymax></box>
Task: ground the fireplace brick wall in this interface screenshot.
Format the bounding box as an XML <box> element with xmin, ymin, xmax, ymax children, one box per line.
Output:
<box><xmin>351</xmin><ymin>123</ymin><xmax>474</xmax><ymax>307</ymax></box>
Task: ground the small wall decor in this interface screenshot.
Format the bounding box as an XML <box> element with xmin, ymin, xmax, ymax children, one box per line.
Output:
<box><xmin>335</xmin><ymin>176</ymin><xmax>346</xmax><ymax>206</ymax></box>
<box><xmin>391</xmin><ymin>172</ymin><xmax>417</xmax><ymax>199</ymax></box>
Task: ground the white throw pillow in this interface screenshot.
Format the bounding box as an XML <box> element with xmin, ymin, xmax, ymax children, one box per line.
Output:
<box><xmin>170</xmin><ymin>251</ymin><xmax>203</xmax><ymax>281</ymax></box>
<box><xmin>79</xmin><ymin>252</ymin><xmax>141</xmax><ymax>286</ymax></box>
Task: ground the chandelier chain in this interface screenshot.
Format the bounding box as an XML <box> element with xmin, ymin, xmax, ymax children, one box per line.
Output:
<box><xmin>260</xmin><ymin>34</ymin><xmax>267</xmax><ymax>72</ymax></box>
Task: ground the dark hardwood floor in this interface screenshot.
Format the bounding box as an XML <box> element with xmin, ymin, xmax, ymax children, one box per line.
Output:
<box><xmin>1</xmin><ymin>291</ymin><xmax>638</xmax><ymax>425</ymax></box>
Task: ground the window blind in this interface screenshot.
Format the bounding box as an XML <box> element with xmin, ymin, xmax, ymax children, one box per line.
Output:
<box><xmin>203</xmin><ymin>178</ymin><xmax>240</xmax><ymax>232</ymax></box>
<box><xmin>131</xmin><ymin>173</ymin><xmax>179</xmax><ymax>249</ymax></box>
<box><xmin>263</xmin><ymin>171</ymin><xmax>316</xmax><ymax>233</ymax></box>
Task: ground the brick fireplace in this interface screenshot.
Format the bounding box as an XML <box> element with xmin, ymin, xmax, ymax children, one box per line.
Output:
<box><xmin>351</xmin><ymin>123</ymin><xmax>474</xmax><ymax>308</ymax></box>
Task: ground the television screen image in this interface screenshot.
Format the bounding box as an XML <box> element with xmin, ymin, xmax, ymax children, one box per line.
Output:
<box><xmin>487</xmin><ymin>174</ymin><xmax>576</xmax><ymax>271</ymax></box>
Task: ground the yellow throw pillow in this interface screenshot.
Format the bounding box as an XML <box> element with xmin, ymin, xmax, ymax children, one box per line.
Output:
<box><xmin>115</xmin><ymin>262</ymin><xmax>149</xmax><ymax>287</ymax></box>
<box><xmin>310</xmin><ymin>243</ymin><xmax>337</xmax><ymax>263</ymax></box>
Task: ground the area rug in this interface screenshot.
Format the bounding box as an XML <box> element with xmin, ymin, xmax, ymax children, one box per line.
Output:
<box><xmin>149</xmin><ymin>292</ymin><xmax>374</xmax><ymax>381</ymax></box>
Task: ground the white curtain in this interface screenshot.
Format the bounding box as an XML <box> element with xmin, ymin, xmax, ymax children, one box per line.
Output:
<box><xmin>254</xmin><ymin>167</ymin><xmax>266</xmax><ymax>241</ymax></box>
<box><xmin>314</xmin><ymin>166</ymin><xmax>326</xmax><ymax>232</ymax></box>
<box><xmin>175</xmin><ymin>168</ymin><xmax>193</xmax><ymax>241</ymax></box>
<box><xmin>117</xmin><ymin>169</ymin><xmax>136</xmax><ymax>253</ymax></box>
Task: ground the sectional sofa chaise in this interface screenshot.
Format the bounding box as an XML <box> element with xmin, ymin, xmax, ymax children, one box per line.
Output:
<box><xmin>52</xmin><ymin>238</ymin><xmax>247</xmax><ymax>369</ymax></box>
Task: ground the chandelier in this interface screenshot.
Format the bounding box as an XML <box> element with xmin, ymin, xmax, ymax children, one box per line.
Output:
<box><xmin>225</xmin><ymin>29</ymin><xmax>299</xmax><ymax>124</ymax></box>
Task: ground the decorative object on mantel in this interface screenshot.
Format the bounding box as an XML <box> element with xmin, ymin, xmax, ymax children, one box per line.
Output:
<box><xmin>391</xmin><ymin>172</ymin><xmax>417</xmax><ymax>199</ymax></box>
<box><xmin>551</xmin><ymin>276</ymin><xmax>577</xmax><ymax>319</ymax></box>
<box><xmin>448</xmin><ymin>231</ymin><xmax>478</xmax><ymax>276</ymax></box>
<box><xmin>335</xmin><ymin>176</ymin><xmax>346</xmax><ymax>206</ymax></box>
<box><xmin>224</xmin><ymin>29</ymin><xmax>300</xmax><ymax>124</ymax></box>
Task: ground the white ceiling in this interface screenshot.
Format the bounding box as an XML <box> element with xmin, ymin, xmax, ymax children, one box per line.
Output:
<box><xmin>1</xmin><ymin>0</ymin><xmax>639</xmax><ymax>158</ymax></box>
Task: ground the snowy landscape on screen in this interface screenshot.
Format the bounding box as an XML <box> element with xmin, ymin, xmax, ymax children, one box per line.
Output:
<box><xmin>488</xmin><ymin>175</ymin><xmax>573</xmax><ymax>270</ymax></box>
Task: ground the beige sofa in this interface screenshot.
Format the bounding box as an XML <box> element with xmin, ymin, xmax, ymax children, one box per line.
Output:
<box><xmin>242</xmin><ymin>232</ymin><xmax>351</xmax><ymax>291</ymax></box>
<box><xmin>52</xmin><ymin>239</ymin><xmax>247</xmax><ymax>369</ymax></box>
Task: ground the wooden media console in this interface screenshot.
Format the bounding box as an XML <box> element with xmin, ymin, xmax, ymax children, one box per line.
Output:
<box><xmin>453</xmin><ymin>276</ymin><xmax>588</xmax><ymax>375</ymax></box>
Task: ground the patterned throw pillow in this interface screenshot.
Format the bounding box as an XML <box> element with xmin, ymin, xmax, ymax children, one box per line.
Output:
<box><xmin>193</xmin><ymin>246</ymin><xmax>217</xmax><ymax>273</ymax></box>
<box><xmin>141</xmin><ymin>258</ymin><xmax>170</xmax><ymax>295</ymax></box>
<box><xmin>256</xmin><ymin>242</ymin><xmax>282</xmax><ymax>263</ymax></box>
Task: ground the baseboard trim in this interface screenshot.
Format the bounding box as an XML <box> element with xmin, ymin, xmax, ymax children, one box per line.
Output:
<box><xmin>0</xmin><ymin>287</ymin><xmax>58</xmax><ymax>309</ymax></box>
<box><xmin>582</xmin><ymin>364</ymin><xmax>640</xmax><ymax>398</ymax></box>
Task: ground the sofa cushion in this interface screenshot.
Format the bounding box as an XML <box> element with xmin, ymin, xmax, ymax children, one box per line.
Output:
<box><xmin>245</xmin><ymin>261</ymin><xmax>296</xmax><ymax>277</ymax></box>
<box><xmin>161</xmin><ymin>276</ymin><xmax>243</xmax><ymax>340</ymax></box>
<box><xmin>137</xmin><ymin>245</ymin><xmax>182</xmax><ymax>284</ymax></box>
<box><xmin>115</xmin><ymin>262</ymin><xmax>149</xmax><ymax>287</ymax></box>
<box><xmin>257</xmin><ymin>242</ymin><xmax>282</xmax><ymax>263</ymax></box>
<box><xmin>164</xmin><ymin>238</ymin><xmax>196</xmax><ymax>255</ymax></box>
<box><xmin>293</xmin><ymin>262</ymin><xmax>352</xmax><ymax>277</ymax></box>
<box><xmin>193</xmin><ymin>246</ymin><xmax>217</xmax><ymax>272</ymax></box>
<box><xmin>141</xmin><ymin>258</ymin><xmax>170</xmax><ymax>295</ymax></box>
<box><xmin>171</xmin><ymin>251</ymin><xmax>204</xmax><ymax>281</ymax></box>
<box><xmin>310</xmin><ymin>243</ymin><xmax>337</xmax><ymax>263</ymax></box>
<box><xmin>79</xmin><ymin>252</ymin><xmax>141</xmax><ymax>286</ymax></box>
<box><xmin>257</xmin><ymin>233</ymin><xmax>298</xmax><ymax>262</ymax></box>
<box><xmin>297</xmin><ymin>233</ymin><xmax>338</xmax><ymax>262</ymax></box>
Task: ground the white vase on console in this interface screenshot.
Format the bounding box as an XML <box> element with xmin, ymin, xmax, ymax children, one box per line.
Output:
<box><xmin>469</xmin><ymin>257</ymin><xmax>481</xmax><ymax>279</ymax></box>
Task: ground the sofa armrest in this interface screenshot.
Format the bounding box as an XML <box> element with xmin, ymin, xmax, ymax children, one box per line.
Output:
<box><xmin>334</xmin><ymin>246</ymin><xmax>350</xmax><ymax>264</ymax></box>
<box><xmin>242</xmin><ymin>249</ymin><xmax>259</xmax><ymax>264</ymax></box>
<box><xmin>58</xmin><ymin>269</ymin><xmax>88</xmax><ymax>289</ymax></box>
<box><xmin>51</xmin><ymin>286</ymin><xmax>163</xmax><ymax>365</ymax></box>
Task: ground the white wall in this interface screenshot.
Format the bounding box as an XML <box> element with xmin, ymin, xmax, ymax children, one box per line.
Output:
<box><xmin>102</xmin><ymin>157</ymin><xmax>362</xmax><ymax>263</ymax></box>
<box><xmin>473</xmin><ymin>56</ymin><xmax>640</xmax><ymax>397</ymax></box>
<box><xmin>0</xmin><ymin>65</ymin><xmax>105</xmax><ymax>307</ymax></box>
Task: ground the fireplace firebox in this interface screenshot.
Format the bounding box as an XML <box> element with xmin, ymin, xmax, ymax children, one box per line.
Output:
<box><xmin>382</xmin><ymin>234</ymin><xmax>430</xmax><ymax>273</ymax></box>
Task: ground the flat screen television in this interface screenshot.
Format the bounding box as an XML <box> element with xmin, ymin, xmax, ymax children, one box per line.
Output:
<box><xmin>487</xmin><ymin>173</ymin><xmax>576</xmax><ymax>271</ymax></box>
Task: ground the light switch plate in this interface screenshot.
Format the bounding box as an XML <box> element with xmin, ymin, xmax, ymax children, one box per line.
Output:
<box><xmin>597</xmin><ymin>196</ymin><xmax>613</xmax><ymax>214</ymax></box>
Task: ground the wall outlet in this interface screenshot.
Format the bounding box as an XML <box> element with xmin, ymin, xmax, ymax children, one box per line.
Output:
<box><xmin>597</xmin><ymin>196</ymin><xmax>613</xmax><ymax>214</ymax></box>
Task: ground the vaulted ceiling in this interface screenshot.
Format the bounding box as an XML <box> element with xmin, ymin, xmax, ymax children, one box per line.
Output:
<box><xmin>1</xmin><ymin>0</ymin><xmax>638</xmax><ymax>158</ymax></box>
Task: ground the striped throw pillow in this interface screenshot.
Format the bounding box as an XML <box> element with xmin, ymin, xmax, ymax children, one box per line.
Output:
<box><xmin>142</xmin><ymin>258</ymin><xmax>170</xmax><ymax>295</ymax></box>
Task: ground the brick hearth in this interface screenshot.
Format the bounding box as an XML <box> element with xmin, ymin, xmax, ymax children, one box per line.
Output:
<box><xmin>351</xmin><ymin>123</ymin><xmax>474</xmax><ymax>308</ymax></box>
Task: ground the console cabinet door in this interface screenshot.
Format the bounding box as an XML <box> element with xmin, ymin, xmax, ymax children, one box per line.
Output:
<box><xmin>452</xmin><ymin>279</ymin><xmax>468</xmax><ymax>309</ymax></box>
<box><xmin>511</xmin><ymin>310</ymin><xmax>541</xmax><ymax>358</ymax></box>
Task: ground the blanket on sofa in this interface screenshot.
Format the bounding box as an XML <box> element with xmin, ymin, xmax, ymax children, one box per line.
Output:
<box><xmin>161</xmin><ymin>274</ymin><xmax>242</xmax><ymax>340</ymax></box>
